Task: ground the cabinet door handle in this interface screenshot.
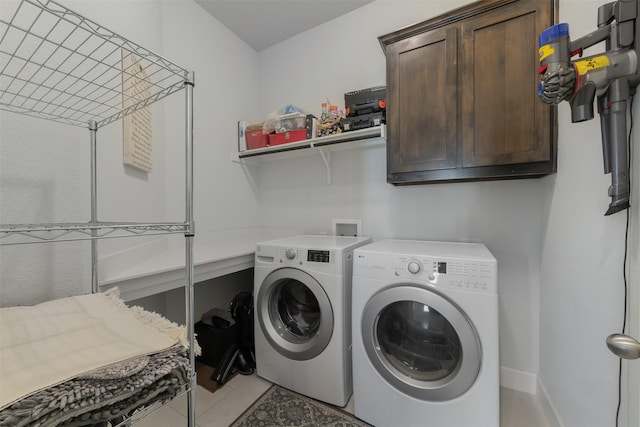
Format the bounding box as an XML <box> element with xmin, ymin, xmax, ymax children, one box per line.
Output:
<box><xmin>606</xmin><ymin>334</ymin><xmax>640</xmax><ymax>360</ymax></box>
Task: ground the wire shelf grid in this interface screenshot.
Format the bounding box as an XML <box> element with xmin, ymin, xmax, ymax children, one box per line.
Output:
<box><xmin>0</xmin><ymin>0</ymin><xmax>189</xmax><ymax>128</ymax></box>
<box><xmin>0</xmin><ymin>222</ymin><xmax>190</xmax><ymax>245</ymax></box>
<box><xmin>0</xmin><ymin>0</ymin><xmax>197</xmax><ymax>424</ymax></box>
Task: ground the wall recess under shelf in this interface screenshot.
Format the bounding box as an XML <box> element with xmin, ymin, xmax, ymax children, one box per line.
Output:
<box><xmin>231</xmin><ymin>125</ymin><xmax>386</xmax><ymax>184</ymax></box>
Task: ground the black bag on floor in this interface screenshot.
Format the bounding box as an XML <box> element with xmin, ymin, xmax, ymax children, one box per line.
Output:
<box><xmin>229</xmin><ymin>291</ymin><xmax>256</xmax><ymax>373</ymax></box>
<box><xmin>195</xmin><ymin>308</ymin><xmax>240</xmax><ymax>369</ymax></box>
<box><xmin>212</xmin><ymin>291</ymin><xmax>255</xmax><ymax>384</ymax></box>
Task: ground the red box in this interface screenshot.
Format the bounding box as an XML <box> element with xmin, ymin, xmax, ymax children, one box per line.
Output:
<box><xmin>268</xmin><ymin>129</ymin><xmax>307</xmax><ymax>146</ymax></box>
<box><xmin>245</xmin><ymin>125</ymin><xmax>268</xmax><ymax>150</ymax></box>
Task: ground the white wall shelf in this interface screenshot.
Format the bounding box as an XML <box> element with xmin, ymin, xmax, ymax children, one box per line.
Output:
<box><xmin>231</xmin><ymin>124</ymin><xmax>386</xmax><ymax>184</ymax></box>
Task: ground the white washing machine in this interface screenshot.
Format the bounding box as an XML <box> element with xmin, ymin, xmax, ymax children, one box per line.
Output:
<box><xmin>352</xmin><ymin>239</ymin><xmax>499</xmax><ymax>427</ymax></box>
<box><xmin>254</xmin><ymin>235</ymin><xmax>372</xmax><ymax>407</ymax></box>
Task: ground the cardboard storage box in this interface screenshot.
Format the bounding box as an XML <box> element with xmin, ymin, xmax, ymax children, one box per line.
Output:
<box><xmin>245</xmin><ymin>123</ymin><xmax>268</xmax><ymax>149</ymax></box>
<box><xmin>268</xmin><ymin>129</ymin><xmax>307</xmax><ymax>146</ymax></box>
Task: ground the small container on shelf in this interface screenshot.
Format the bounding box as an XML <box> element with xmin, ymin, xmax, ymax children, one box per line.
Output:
<box><xmin>275</xmin><ymin>112</ymin><xmax>307</xmax><ymax>133</ymax></box>
<box><xmin>316</xmin><ymin>101</ymin><xmax>344</xmax><ymax>137</ymax></box>
<box><xmin>245</xmin><ymin>122</ymin><xmax>269</xmax><ymax>149</ymax></box>
<box><xmin>268</xmin><ymin>129</ymin><xmax>307</xmax><ymax>146</ymax></box>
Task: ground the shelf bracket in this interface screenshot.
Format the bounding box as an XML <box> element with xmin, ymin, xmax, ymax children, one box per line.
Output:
<box><xmin>317</xmin><ymin>148</ymin><xmax>332</xmax><ymax>185</ymax></box>
<box><xmin>230</xmin><ymin>152</ymin><xmax>258</xmax><ymax>191</ymax></box>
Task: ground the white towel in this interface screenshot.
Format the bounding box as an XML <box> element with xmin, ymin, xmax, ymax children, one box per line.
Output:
<box><xmin>0</xmin><ymin>288</ymin><xmax>193</xmax><ymax>409</ymax></box>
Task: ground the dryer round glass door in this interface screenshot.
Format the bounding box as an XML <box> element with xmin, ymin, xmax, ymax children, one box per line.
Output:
<box><xmin>257</xmin><ymin>267</ymin><xmax>334</xmax><ymax>360</ymax></box>
<box><xmin>361</xmin><ymin>284</ymin><xmax>481</xmax><ymax>401</ymax></box>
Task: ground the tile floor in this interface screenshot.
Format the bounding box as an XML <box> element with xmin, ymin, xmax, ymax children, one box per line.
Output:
<box><xmin>137</xmin><ymin>373</ymin><xmax>551</xmax><ymax>427</ymax></box>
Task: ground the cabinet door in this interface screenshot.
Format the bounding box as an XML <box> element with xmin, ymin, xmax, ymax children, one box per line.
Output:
<box><xmin>386</xmin><ymin>26</ymin><xmax>458</xmax><ymax>182</ymax></box>
<box><xmin>461</xmin><ymin>0</ymin><xmax>554</xmax><ymax>168</ymax></box>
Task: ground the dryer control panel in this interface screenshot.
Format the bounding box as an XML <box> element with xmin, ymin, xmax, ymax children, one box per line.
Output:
<box><xmin>409</xmin><ymin>257</ymin><xmax>495</xmax><ymax>293</ymax></box>
<box><xmin>353</xmin><ymin>242</ymin><xmax>497</xmax><ymax>295</ymax></box>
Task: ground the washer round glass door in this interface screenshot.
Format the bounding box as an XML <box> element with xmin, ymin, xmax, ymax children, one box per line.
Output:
<box><xmin>257</xmin><ymin>268</ymin><xmax>333</xmax><ymax>360</ymax></box>
<box><xmin>362</xmin><ymin>284</ymin><xmax>481</xmax><ymax>401</ymax></box>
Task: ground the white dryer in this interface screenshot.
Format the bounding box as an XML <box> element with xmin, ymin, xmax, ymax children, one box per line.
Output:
<box><xmin>352</xmin><ymin>239</ymin><xmax>499</xmax><ymax>427</ymax></box>
<box><xmin>254</xmin><ymin>235</ymin><xmax>371</xmax><ymax>407</ymax></box>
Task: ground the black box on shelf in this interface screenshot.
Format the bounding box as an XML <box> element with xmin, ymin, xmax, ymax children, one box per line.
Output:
<box><xmin>344</xmin><ymin>86</ymin><xmax>386</xmax><ymax>117</ymax></box>
<box><xmin>343</xmin><ymin>111</ymin><xmax>386</xmax><ymax>132</ymax></box>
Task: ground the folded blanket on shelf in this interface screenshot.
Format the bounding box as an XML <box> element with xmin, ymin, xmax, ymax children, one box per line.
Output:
<box><xmin>0</xmin><ymin>288</ymin><xmax>199</xmax><ymax>410</ymax></box>
<box><xmin>0</xmin><ymin>345</ymin><xmax>190</xmax><ymax>427</ymax></box>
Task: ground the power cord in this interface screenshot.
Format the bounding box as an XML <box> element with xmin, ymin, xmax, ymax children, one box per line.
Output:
<box><xmin>615</xmin><ymin>94</ymin><xmax>633</xmax><ymax>427</ymax></box>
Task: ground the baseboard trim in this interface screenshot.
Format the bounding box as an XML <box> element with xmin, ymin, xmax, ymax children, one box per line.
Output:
<box><xmin>499</xmin><ymin>367</ymin><xmax>564</xmax><ymax>427</ymax></box>
<box><xmin>537</xmin><ymin>377</ymin><xmax>565</xmax><ymax>427</ymax></box>
<box><xmin>500</xmin><ymin>366</ymin><xmax>537</xmax><ymax>394</ymax></box>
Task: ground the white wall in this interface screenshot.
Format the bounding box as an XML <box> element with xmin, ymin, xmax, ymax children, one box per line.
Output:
<box><xmin>0</xmin><ymin>0</ymin><xmax>170</xmax><ymax>305</ymax></box>
<box><xmin>631</xmin><ymin>145</ymin><xmax>640</xmax><ymax>427</ymax></box>
<box><xmin>538</xmin><ymin>2</ymin><xmax>638</xmax><ymax>427</ymax></box>
<box><xmin>0</xmin><ymin>0</ymin><xmax>261</xmax><ymax>306</ymax></box>
<box><xmin>252</xmin><ymin>0</ymin><xmax>544</xmax><ymax>387</ymax></box>
<box><xmin>3</xmin><ymin>1</ymin><xmax>638</xmax><ymax>425</ymax></box>
<box><xmin>159</xmin><ymin>0</ymin><xmax>262</xmax><ymax>232</ymax></box>
<box><xmin>0</xmin><ymin>116</ymin><xmax>92</xmax><ymax>303</ymax></box>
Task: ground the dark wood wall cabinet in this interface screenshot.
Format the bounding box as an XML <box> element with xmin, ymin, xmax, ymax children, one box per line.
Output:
<box><xmin>380</xmin><ymin>0</ymin><xmax>558</xmax><ymax>184</ymax></box>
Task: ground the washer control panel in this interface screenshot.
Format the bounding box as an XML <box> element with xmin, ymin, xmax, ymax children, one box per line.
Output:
<box><xmin>407</xmin><ymin>260</ymin><xmax>421</xmax><ymax>274</ymax></box>
<box><xmin>285</xmin><ymin>248</ymin><xmax>297</xmax><ymax>260</ymax></box>
<box><xmin>263</xmin><ymin>247</ymin><xmax>339</xmax><ymax>272</ymax></box>
<box><xmin>255</xmin><ymin>236</ymin><xmax>371</xmax><ymax>274</ymax></box>
<box><xmin>279</xmin><ymin>248</ymin><xmax>332</xmax><ymax>263</ymax></box>
<box><xmin>307</xmin><ymin>250</ymin><xmax>330</xmax><ymax>263</ymax></box>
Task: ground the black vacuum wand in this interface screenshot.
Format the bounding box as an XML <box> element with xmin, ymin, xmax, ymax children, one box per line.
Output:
<box><xmin>538</xmin><ymin>0</ymin><xmax>639</xmax><ymax>215</ymax></box>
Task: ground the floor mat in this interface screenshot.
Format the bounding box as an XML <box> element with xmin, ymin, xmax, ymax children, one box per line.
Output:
<box><xmin>230</xmin><ymin>384</ymin><xmax>372</xmax><ymax>427</ymax></box>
